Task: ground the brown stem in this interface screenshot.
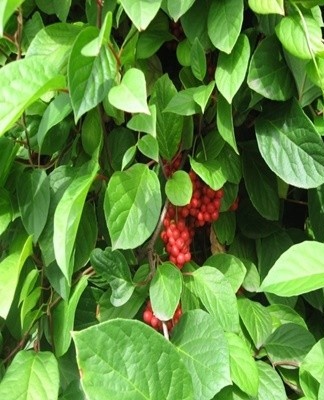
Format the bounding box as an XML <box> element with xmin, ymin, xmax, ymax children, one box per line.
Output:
<box><xmin>15</xmin><ymin>8</ymin><xmax>23</xmax><ymax>60</ymax></box>
<box><xmin>96</xmin><ymin>0</ymin><xmax>103</xmax><ymax>29</ymax></box>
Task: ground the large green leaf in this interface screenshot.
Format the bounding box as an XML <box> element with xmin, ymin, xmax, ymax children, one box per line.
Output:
<box><xmin>216</xmin><ymin>94</ymin><xmax>238</xmax><ymax>154</ymax></box>
<box><xmin>300</xmin><ymin>338</ymin><xmax>324</xmax><ymax>387</ymax></box>
<box><xmin>104</xmin><ymin>163</ymin><xmax>161</xmax><ymax>250</ymax></box>
<box><xmin>0</xmin><ymin>234</ymin><xmax>33</xmax><ymax>320</ymax></box>
<box><xmin>248</xmin><ymin>0</ymin><xmax>284</xmax><ymax>15</ymax></box>
<box><xmin>150</xmin><ymin>74</ymin><xmax>183</xmax><ymax>161</ymax></box>
<box><xmin>90</xmin><ymin>247</ymin><xmax>134</xmax><ymax>307</ymax></box>
<box><xmin>0</xmin><ymin>350</ymin><xmax>59</xmax><ymax>400</ymax></box>
<box><xmin>73</xmin><ymin>319</ymin><xmax>194</xmax><ymax>399</ymax></box>
<box><xmin>0</xmin><ymin>56</ymin><xmax>65</xmax><ymax>136</ymax></box>
<box><xmin>26</xmin><ymin>23</ymin><xmax>82</xmax><ymax>72</ymax></box>
<box><xmin>242</xmin><ymin>143</ymin><xmax>279</xmax><ymax>221</ymax></box>
<box><xmin>267</xmin><ymin>304</ymin><xmax>307</xmax><ymax>330</ymax></box>
<box><xmin>207</xmin><ymin>0</ymin><xmax>243</xmax><ymax>54</ymax></box>
<box><xmin>237</xmin><ymin>297</ymin><xmax>272</xmax><ymax>349</ymax></box>
<box><xmin>52</xmin><ymin>276</ymin><xmax>88</xmax><ymax>358</ymax></box>
<box><xmin>192</xmin><ymin>266</ymin><xmax>239</xmax><ymax>332</ymax></box>
<box><xmin>17</xmin><ymin>169</ymin><xmax>50</xmax><ymax>243</ymax></box>
<box><xmin>216</xmin><ymin>34</ymin><xmax>250</xmax><ymax>104</ymax></box>
<box><xmin>68</xmin><ymin>26</ymin><xmax>117</xmax><ymax>121</ymax></box>
<box><xmin>54</xmin><ymin>158</ymin><xmax>99</xmax><ymax>284</ymax></box>
<box><xmin>255</xmin><ymin>99</ymin><xmax>324</xmax><ymax>189</ymax></box>
<box><xmin>226</xmin><ymin>332</ymin><xmax>259</xmax><ymax>397</ymax></box>
<box><xmin>256</xmin><ymin>361</ymin><xmax>286</xmax><ymax>400</ymax></box>
<box><xmin>150</xmin><ymin>262</ymin><xmax>182</xmax><ymax>321</ymax></box>
<box><xmin>264</xmin><ymin>323</ymin><xmax>315</xmax><ymax>365</ymax></box>
<box><xmin>172</xmin><ymin>310</ymin><xmax>231</xmax><ymax>399</ymax></box>
<box><xmin>108</xmin><ymin>68</ymin><xmax>150</xmax><ymax>114</ymax></box>
<box><xmin>260</xmin><ymin>241</ymin><xmax>324</xmax><ymax>296</ymax></box>
<box><xmin>120</xmin><ymin>0</ymin><xmax>162</xmax><ymax>31</ymax></box>
<box><xmin>204</xmin><ymin>253</ymin><xmax>246</xmax><ymax>293</ymax></box>
<box><xmin>37</xmin><ymin>93</ymin><xmax>72</xmax><ymax>151</ymax></box>
<box><xmin>190</xmin><ymin>37</ymin><xmax>206</xmax><ymax>81</ymax></box>
<box><xmin>276</xmin><ymin>14</ymin><xmax>324</xmax><ymax>60</ymax></box>
<box><xmin>0</xmin><ymin>0</ymin><xmax>25</xmax><ymax>37</ymax></box>
<box><xmin>247</xmin><ymin>35</ymin><xmax>295</xmax><ymax>101</ymax></box>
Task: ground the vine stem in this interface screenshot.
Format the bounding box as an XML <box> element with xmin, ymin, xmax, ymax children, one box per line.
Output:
<box><xmin>96</xmin><ymin>0</ymin><xmax>103</xmax><ymax>29</ymax></box>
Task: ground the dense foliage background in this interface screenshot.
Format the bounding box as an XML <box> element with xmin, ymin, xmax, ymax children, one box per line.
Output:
<box><xmin>1</xmin><ymin>0</ymin><xmax>324</xmax><ymax>399</ymax></box>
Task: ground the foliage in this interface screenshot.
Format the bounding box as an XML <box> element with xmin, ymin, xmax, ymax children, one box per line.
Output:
<box><xmin>0</xmin><ymin>0</ymin><xmax>324</xmax><ymax>399</ymax></box>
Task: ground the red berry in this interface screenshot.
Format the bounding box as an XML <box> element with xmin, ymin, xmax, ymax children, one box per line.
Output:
<box><xmin>143</xmin><ymin>310</ymin><xmax>152</xmax><ymax>324</ymax></box>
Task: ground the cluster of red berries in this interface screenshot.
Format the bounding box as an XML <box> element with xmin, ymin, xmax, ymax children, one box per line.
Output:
<box><xmin>161</xmin><ymin>171</ymin><xmax>224</xmax><ymax>268</ymax></box>
<box><xmin>163</xmin><ymin>153</ymin><xmax>182</xmax><ymax>177</ymax></box>
<box><xmin>143</xmin><ymin>300</ymin><xmax>182</xmax><ymax>332</ymax></box>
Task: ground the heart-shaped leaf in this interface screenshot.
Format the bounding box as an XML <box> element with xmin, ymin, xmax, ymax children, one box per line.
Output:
<box><xmin>109</xmin><ymin>68</ymin><xmax>150</xmax><ymax>114</ymax></box>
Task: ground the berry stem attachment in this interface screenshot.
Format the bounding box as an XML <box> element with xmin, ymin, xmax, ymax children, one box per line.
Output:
<box><xmin>162</xmin><ymin>322</ymin><xmax>169</xmax><ymax>341</ymax></box>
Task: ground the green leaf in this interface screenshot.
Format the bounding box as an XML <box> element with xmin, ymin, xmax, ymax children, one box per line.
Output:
<box><xmin>0</xmin><ymin>0</ymin><xmax>25</xmax><ymax>37</ymax></box>
<box><xmin>193</xmin><ymin>82</ymin><xmax>215</xmax><ymax>113</ymax></box>
<box><xmin>204</xmin><ymin>253</ymin><xmax>246</xmax><ymax>293</ymax></box>
<box><xmin>226</xmin><ymin>332</ymin><xmax>259</xmax><ymax>397</ymax></box>
<box><xmin>90</xmin><ymin>247</ymin><xmax>134</xmax><ymax>307</ymax></box>
<box><xmin>176</xmin><ymin>38</ymin><xmax>192</xmax><ymax>67</ymax></box>
<box><xmin>284</xmin><ymin>51</ymin><xmax>321</xmax><ymax>108</ymax></box>
<box><xmin>242</xmin><ymin>143</ymin><xmax>279</xmax><ymax>221</ymax></box>
<box><xmin>276</xmin><ymin>14</ymin><xmax>324</xmax><ymax>60</ymax></box>
<box><xmin>26</xmin><ymin>23</ymin><xmax>82</xmax><ymax>73</ymax></box>
<box><xmin>81</xmin><ymin>108</ymin><xmax>103</xmax><ymax>156</ymax></box>
<box><xmin>0</xmin><ymin>188</ymin><xmax>12</xmax><ymax>236</ymax></box>
<box><xmin>17</xmin><ymin>169</ymin><xmax>50</xmax><ymax>243</ymax></box>
<box><xmin>150</xmin><ymin>74</ymin><xmax>183</xmax><ymax>161</ymax></box>
<box><xmin>120</xmin><ymin>0</ymin><xmax>162</xmax><ymax>31</ymax></box>
<box><xmin>138</xmin><ymin>135</ymin><xmax>159</xmax><ymax>162</ymax></box>
<box><xmin>216</xmin><ymin>34</ymin><xmax>250</xmax><ymax>104</ymax></box>
<box><xmin>268</xmin><ymin>304</ymin><xmax>307</xmax><ymax>330</ymax></box>
<box><xmin>68</xmin><ymin>26</ymin><xmax>116</xmax><ymax>121</ymax></box>
<box><xmin>167</xmin><ymin>0</ymin><xmax>195</xmax><ymax>21</ymax></box>
<box><xmin>37</xmin><ymin>93</ymin><xmax>72</xmax><ymax>151</ymax></box>
<box><xmin>52</xmin><ymin>276</ymin><xmax>88</xmax><ymax>358</ymax></box>
<box><xmin>109</xmin><ymin>68</ymin><xmax>150</xmax><ymax>115</ymax></box>
<box><xmin>0</xmin><ymin>56</ymin><xmax>65</xmax><ymax>136</ymax></box>
<box><xmin>207</xmin><ymin>0</ymin><xmax>243</xmax><ymax>54</ymax></box>
<box><xmin>190</xmin><ymin>37</ymin><xmax>206</xmax><ymax>81</ymax></box>
<box><xmin>248</xmin><ymin>0</ymin><xmax>284</xmax><ymax>15</ymax></box>
<box><xmin>81</xmin><ymin>12</ymin><xmax>113</xmax><ymax>56</ymax></box>
<box><xmin>308</xmin><ymin>184</ymin><xmax>324</xmax><ymax>242</ymax></box>
<box><xmin>260</xmin><ymin>241</ymin><xmax>324</xmax><ymax>296</ymax></box>
<box><xmin>247</xmin><ymin>35</ymin><xmax>295</xmax><ymax>101</ymax></box>
<box><xmin>127</xmin><ymin>104</ymin><xmax>157</xmax><ymax>137</ymax></box>
<box><xmin>256</xmin><ymin>361</ymin><xmax>286</xmax><ymax>400</ymax></box>
<box><xmin>255</xmin><ymin>99</ymin><xmax>324</xmax><ymax>189</ymax></box>
<box><xmin>212</xmin><ymin>211</ymin><xmax>236</xmax><ymax>246</ymax></box>
<box><xmin>165</xmin><ymin>171</ymin><xmax>193</xmax><ymax>206</ymax></box>
<box><xmin>104</xmin><ymin>163</ymin><xmax>161</xmax><ymax>250</ymax></box>
<box><xmin>0</xmin><ymin>137</ymin><xmax>19</xmax><ymax>186</ymax></box>
<box><xmin>106</xmin><ymin>127</ymin><xmax>136</xmax><ymax>171</ymax></box>
<box><xmin>164</xmin><ymin>88</ymin><xmax>201</xmax><ymax>116</ymax></box>
<box><xmin>237</xmin><ymin>297</ymin><xmax>272</xmax><ymax>349</ymax></box>
<box><xmin>192</xmin><ymin>266</ymin><xmax>239</xmax><ymax>332</ymax></box>
<box><xmin>0</xmin><ymin>234</ymin><xmax>33</xmax><ymax>319</ymax></box>
<box><xmin>150</xmin><ymin>262</ymin><xmax>182</xmax><ymax>320</ymax></box>
<box><xmin>0</xmin><ymin>350</ymin><xmax>59</xmax><ymax>400</ymax></box>
<box><xmin>74</xmin><ymin>203</ymin><xmax>98</xmax><ymax>271</ymax></box>
<box><xmin>172</xmin><ymin>310</ymin><xmax>231</xmax><ymax>399</ymax></box>
<box><xmin>218</xmin><ymin>144</ymin><xmax>242</xmax><ymax>184</ymax></box>
<box><xmin>121</xmin><ymin>145</ymin><xmax>137</xmax><ymax>170</ymax></box>
<box><xmin>73</xmin><ymin>319</ymin><xmax>194</xmax><ymax>399</ymax></box>
<box><xmin>264</xmin><ymin>323</ymin><xmax>315</xmax><ymax>365</ymax></box>
<box><xmin>190</xmin><ymin>157</ymin><xmax>227</xmax><ymax>191</ymax></box>
<box><xmin>300</xmin><ymin>338</ymin><xmax>324</xmax><ymax>386</ymax></box>
<box><xmin>54</xmin><ymin>0</ymin><xmax>71</xmax><ymax>22</ymax></box>
<box><xmin>217</xmin><ymin>94</ymin><xmax>238</xmax><ymax>154</ymax></box>
<box><xmin>54</xmin><ymin>158</ymin><xmax>99</xmax><ymax>284</ymax></box>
